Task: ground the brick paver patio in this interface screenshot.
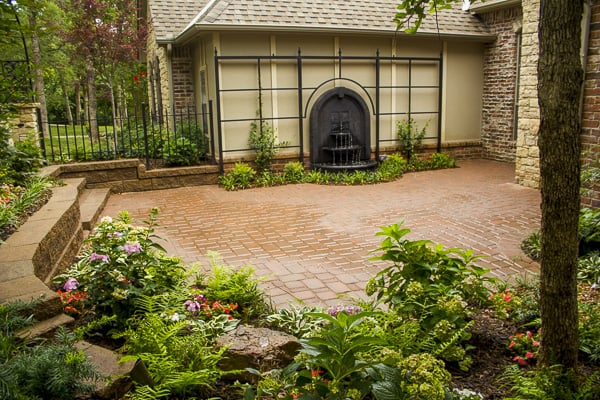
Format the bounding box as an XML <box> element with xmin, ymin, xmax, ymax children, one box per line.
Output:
<box><xmin>100</xmin><ymin>159</ymin><xmax>541</xmax><ymax>309</ymax></box>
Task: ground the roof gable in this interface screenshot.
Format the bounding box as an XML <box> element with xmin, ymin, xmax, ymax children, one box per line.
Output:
<box><xmin>149</xmin><ymin>0</ymin><xmax>491</xmax><ymax>42</ymax></box>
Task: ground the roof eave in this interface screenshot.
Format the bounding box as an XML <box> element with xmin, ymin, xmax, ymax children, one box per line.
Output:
<box><xmin>171</xmin><ymin>23</ymin><xmax>495</xmax><ymax>45</ymax></box>
<box><xmin>469</xmin><ymin>0</ymin><xmax>521</xmax><ymax>13</ymax></box>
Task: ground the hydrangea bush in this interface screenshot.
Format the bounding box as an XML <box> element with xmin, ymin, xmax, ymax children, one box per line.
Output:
<box><xmin>54</xmin><ymin>208</ymin><xmax>187</xmax><ymax>325</ymax></box>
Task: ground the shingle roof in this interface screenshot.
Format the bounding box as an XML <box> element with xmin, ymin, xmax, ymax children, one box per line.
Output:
<box><xmin>150</xmin><ymin>0</ymin><xmax>491</xmax><ymax>42</ymax></box>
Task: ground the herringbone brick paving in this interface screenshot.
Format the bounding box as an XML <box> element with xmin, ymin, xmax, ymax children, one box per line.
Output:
<box><xmin>101</xmin><ymin>160</ymin><xmax>541</xmax><ymax>309</ymax></box>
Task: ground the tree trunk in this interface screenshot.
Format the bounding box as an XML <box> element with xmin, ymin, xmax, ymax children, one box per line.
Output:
<box><xmin>86</xmin><ymin>55</ymin><xmax>99</xmax><ymax>142</ymax></box>
<box><xmin>107</xmin><ymin>78</ymin><xmax>118</xmax><ymax>155</ymax></box>
<box><xmin>537</xmin><ymin>0</ymin><xmax>584</xmax><ymax>373</ymax></box>
<box><xmin>74</xmin><ymin>81</ymin><xmax>82</xmax><ymax>125</ymax></box>
<box><xmin>60</xmin><ymin>77</ymin><xmax>73</xmax><ymax>125</ymax></box>
<box><xmin>29</xmin><ymin>12</ymin><xmax>49</xmax><ymax>139</ymax></box>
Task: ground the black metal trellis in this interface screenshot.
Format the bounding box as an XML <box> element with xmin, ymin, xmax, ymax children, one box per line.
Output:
<box><xmin>214</xmin><ymin>49</ymin><xmax>443</xmax><ymax>174</ymax></box>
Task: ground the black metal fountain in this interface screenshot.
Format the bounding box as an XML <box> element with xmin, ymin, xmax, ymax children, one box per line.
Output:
<box><xmin>310</xmin><ymin>87</ymin><xmax>378</xmax><ymax>171</ymax></box>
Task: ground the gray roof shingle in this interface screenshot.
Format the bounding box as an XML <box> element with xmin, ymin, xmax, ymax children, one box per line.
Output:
<box><xmin>150</xmin><ymin>0</ymin><xmax>491</xmax><ymax>42</ymax></box>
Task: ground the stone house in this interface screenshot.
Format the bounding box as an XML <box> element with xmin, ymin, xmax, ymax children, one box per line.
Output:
<box><xmin>469</xmin><ymin>0</ymin><xmax>600</xmax><ymax>206</ymax></box>
<box><xmin>145</xmin><ymin>0</ymin><xmax>600</xmax><ymax>204</ymax></box>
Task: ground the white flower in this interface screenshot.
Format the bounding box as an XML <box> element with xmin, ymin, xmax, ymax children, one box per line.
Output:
<box><xmin>101</xmin><ymin>216</ymin><xmax>113</xmax><ymax>223</ymax></box>
<box><xmin>170</xmin><ymin>313</ymin><xmax>180</xmax><ymax>321</ymax></box>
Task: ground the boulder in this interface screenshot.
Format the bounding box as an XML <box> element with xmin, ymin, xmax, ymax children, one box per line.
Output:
<box><xmin>215</xmin><ymin>325</ymin><xmax>301</xmax><ymax>383</ymax></box>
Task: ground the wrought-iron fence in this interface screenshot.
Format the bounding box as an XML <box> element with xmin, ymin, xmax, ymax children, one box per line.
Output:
<box><xmin>42</xmin><ymin>103</ymin><xmax>215</xmax><ymax>169</ymax></box>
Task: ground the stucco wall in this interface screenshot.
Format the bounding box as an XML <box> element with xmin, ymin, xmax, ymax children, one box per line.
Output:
<box><xmin>479</xmin><ymin>5</ymin><xmax>522</xmax><ymax>162</ymax></box>
<box><xmin>206</xmin><ymin>32</ymin><xmax>485</xmax><ymax>161</ymax></box>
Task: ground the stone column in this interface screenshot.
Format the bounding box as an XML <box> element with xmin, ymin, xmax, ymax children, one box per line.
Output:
<box><xmin>515</xmin><ymin>0</ymin><xmax>541</xmax><ymax>188</ymax></box>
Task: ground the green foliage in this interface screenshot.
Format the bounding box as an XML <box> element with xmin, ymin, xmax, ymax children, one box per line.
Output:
<box><xmin>579</xmin><ymin>208</ymin><xmax>600</xmax><ymax>256</ymax></box>
<box><xmin>0</xmin><ymin>131</ymin><xmax>44</xmax><ymax>186</ymax></box>
<box><xmin>578</xmin><ymin>253</ymin><xmax>600</xmax><ymax>288</ymax></box>
<box><xmin>54</xmin><ymin>208</ymin><xmax>187</xmax><ymax>327</ymax></box>
<box><xmin>266</xmin><ymin>304</ymin><xmax>325</xmax><ymax>338</ymax></box>
<box><xmin>579</xmin><ymin>301</ymin><xmax>600</xmax><ymax>364</ymax></box>
<box><xmin>2</xmin><ymin>326</ymin><xmax>99</xmax><ymax>400</ymax></box>
<box><xmin>119</xmin><ymin>312</ymin><xmax>226</xmax><ymax>399</ymax></box>
<box><xmin>367</xmin><ymin>222</ymin><xmax>493</xmax><ymax>368</ymax></box>
<box><xmin>163</xmin><ymin>137</ymin><xmax>199</xmax><ymax>166</ymax></box>
<box><xmin>395</xmin><ymin>352</ymin><xmax>451</xmax><ymax>399</ymax></box>
<box><xmin>396</xmin><ymin>118</ymin><xmax>428</xmax><ymax>162</ymax></box>
<box><xmin>283</xmin><ymin>161</ymin><xmax>305</xmax><ymax>183</ymax></box>
<box><xmin>220</xmin><ymin>162</ymin><xmax>257</xmax><ymax>190</ymax></box>
<box><xmin>377</xmin><ymin>153</ymin><xmax>408</xmax><ymax>180</ymax></box>
<box><xmin>0</xmin><ymin>176</ymin><xmax>53</xmax><ymax>239</ymax></box>
<box><xmin>248</xmin><ymin>120</ymin><xmax>285</xmax><ymax>173</ymax></box>
<box><xmin>521</xmin><ymin>231</ymin><xmax>541</xmax><ymax>261</ymax></box>
<box><xmin>195</xmin><ymin>251</ymin><xmax>272</xmax><ymax>322</ymax></box>
<box><xmin>427</xmin><ymin>152</ymin><xmax>457</xmax><ymax>169</ymax></box>
<box><xmin>394</xmin><ymin>0</ymin><xmax>457</xmax><ymax>33</ymax></box>
<box><xmin>500</xmin><ymin>364</ymin><xmax>600</xmax><ymax>400</ymax></box>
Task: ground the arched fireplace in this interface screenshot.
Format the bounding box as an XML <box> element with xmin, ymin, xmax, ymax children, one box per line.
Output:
<box><xmin>309</xmin><ymin>87</ymin><xmax>377</xmax><ymax>171</ymax></box>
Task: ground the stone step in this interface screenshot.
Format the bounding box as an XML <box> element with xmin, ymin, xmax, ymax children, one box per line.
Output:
<box><xmin>76</xmin><ymin>341</ymin><xmax>150</xmax><ymax>399</ymax></box>
<box><xmin>0</xmin><ymin>275</ymin><xmax>64</xmax><ymax>320</ymax></box>
<box><xmin>79</xmin><ymin>188</ymin><xmax>111</xmax><ymax>231</ymax></box>
<box><xmin>16</xmin><ymin>313</ymin><xmax>74</xmax><ymax>340</ymax></box>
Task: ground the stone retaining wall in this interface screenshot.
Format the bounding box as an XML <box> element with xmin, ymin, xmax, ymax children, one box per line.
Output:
<box><xmin>44</xmin><ymin>160</ymin><xmax>220</xmax><ymax>193</ymax></box>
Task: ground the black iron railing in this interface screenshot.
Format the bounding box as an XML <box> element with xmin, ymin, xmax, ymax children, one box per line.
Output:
<box><xmin>43</xmin><ymin>103</ymin><xmax>215</xmax><ymax>169</ymax></box>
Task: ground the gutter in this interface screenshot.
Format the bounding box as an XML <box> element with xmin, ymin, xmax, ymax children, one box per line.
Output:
<box><xmin>165</xmin><ymin>24</ymin><xmax>496</xmax><ymax>45</ymax></box>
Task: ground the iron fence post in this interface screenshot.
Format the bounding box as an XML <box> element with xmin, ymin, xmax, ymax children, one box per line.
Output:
<box><xmin>141</xmin><ymin>102</ymin><xmax>150</xmax><ymax>169</ymax></box>
<box><xmin>36</xmin><ymin>107</ymin><xmax>47</xmax><ymax>160</ymax></box>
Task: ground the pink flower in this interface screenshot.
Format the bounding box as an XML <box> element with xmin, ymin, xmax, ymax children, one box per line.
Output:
<box><xmin>63</xmin><ymin>278</ymin><xmax>79</xmax><ymax>291</ymax></box>
<box><xmin>184</xmin><ymin>300</ymin><xmax>201</xmax><ymax>313</ymax></box>
<box><xmin>123</xmin><ymin>242</ymin><xmax>142</xmax><ymax>255</ymax></box>
<box><xmin>526</xmin><ymin>331</ymin><xmax>533</xmax><ymax>338</ymax></box>
<box><xmin>525</xmin><ymin>352</ymin><xmax>535</xmax><ymax>359</ymax></box>
<box><xmin>90</xmin><ymin>253</ymin><xmax>109</xmax><ymax>263</ymax></box>
<box><xmin>509</xmin><ymin>341</ymin><xmax>516</xmax><ymax>349</ymax></box>
<box><xmin>513</xmin><ymin>356</ymin><xmax>527</xmax><ymax>366</ymax></box>
<box><xmin>533</xmin><ymin>340</ymin><xmax>540</xmax><ymax>346</ymax></box>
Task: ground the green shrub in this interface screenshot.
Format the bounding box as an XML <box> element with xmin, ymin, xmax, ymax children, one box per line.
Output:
<box><xmin>378</xmin><ymin>153</ymin><xmax>407</xmax><ymax>180</ymax></box>
<box><xmin>397</xmin><ymin>118</ymin><xmax>428</xmax><ymax>163</ymax></box>
<box><xmin>163</xmin><ymin>137</ymin><xmax>200</xmax><ymax>166</ymax></box>
<box><xmin>195</xmin><ymin>251</ymin><xmax>271</xmax><ymax>322</ymax></box>
<box><xmin>521</xmin><ymin>230</ymin><xmax>541</xmax><ymax>261</ymax></box>
<box><xmin>248</xmin><ymin>120</ymin><xmax>285</xmax><ymax>173</ymax></box>
<box><xmin>579</xmin><ymin>208</ymin><xmax>600</xmax><ymax>256</ymax></box>
<box><xmin>367</xmin><ymin>222</ymin><xmax>494</xmax><ymax>369</ymax></box>
<box><xmin>282</xmin><ymin>161</ymin><xmax>305</xmax><ymax>183</ymax></box>
<box><xmin>120</xmin><ymin>312</ymin><xmax>226</xmax><ymax>399</ymax></box>
<box><xmin>427</xmin><ymin>152</ymin><xmax>457</xmax><ymax>169</ymax></box>
<box><xmin>54</xmin><ymin>208</ymin><xmax>187</xmax><ymax>327</ymax></box>
<box><xmin>266</xmin><ymin>304</ymin><xmax>324</xmax><ymax>338</ymax></box>
<box><xmin>219</xmin><ymin>162</ymin><xmax>256</xmax><ymax>190</ymax></box>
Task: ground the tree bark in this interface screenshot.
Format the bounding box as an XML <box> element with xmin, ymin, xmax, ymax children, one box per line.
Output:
<box><xmin>29</xmin><ymin>12</ymin><xmax>49</xmax><ymax>139</ymax></box>
<box><xmin>60</xmin><ymin>77</ymin><xmax>73</xmax><ymax>125</ymax></box>
<box><xmin>537</xmin><ymin>0</ymin><xmax>583</xmax><ymax>372</ymax></box>
<box><xmin>85</xmin><ymin>55</ymin><xmax>99</xmax><ymax>142</ymax></box>
<box><xmin>74</xmin><ymin>81</ymin><xmax>82</xmax><ymax>125</ymax></box>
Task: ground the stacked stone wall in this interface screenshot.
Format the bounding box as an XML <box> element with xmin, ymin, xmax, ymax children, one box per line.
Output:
<box><xmin>480</xmin><ymin>6</ymin><xmax>521</xmax><ymax>162</ymax></box>
<box><xmin>582</xmin><ymin>1</ymin><xmax>600</xmax><ymax>207</ymax></box>
<box><xmin>514</xmin><ymin>0</ymin><xmax>540</xmax><ymax>188</ymax></box>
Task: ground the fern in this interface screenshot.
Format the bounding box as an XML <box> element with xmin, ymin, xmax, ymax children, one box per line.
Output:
<box><xmin>119</xmin><ymin>310</ymin><xmax>226</xmax><ymax>399</ymax></box>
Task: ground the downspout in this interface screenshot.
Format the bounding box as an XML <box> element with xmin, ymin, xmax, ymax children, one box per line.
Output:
<box><xmin>512</xmin><ymin>23</ymin><xmax>522</xmax><ymax>140</ymax></box>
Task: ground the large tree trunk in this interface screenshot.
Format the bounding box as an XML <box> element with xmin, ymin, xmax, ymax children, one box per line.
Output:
<box><xmin>537</xmin><ymin>0</ymin><xmax>584</xmax><ymax>372</ymax></box>
<box><xmin>85</xmin><ymin>55</ymin><xmax>99</xmax><ymax>142</ymax></box>
<box><xmin>29</xmin><ymin>12</ymin><xmax>49</xmax><ymax>139</ymax></box>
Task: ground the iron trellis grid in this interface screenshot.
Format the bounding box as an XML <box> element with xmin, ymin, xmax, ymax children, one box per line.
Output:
<box><xmin>214</xmin><ymin>49</ymin><xmax>443</xmax><ymax>174</ymax></box>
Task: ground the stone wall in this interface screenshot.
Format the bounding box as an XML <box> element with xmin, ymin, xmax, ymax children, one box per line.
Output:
<box><xmin>480</xmin><ymin>6</ymin><xmax>522</xmax><ymax>162</ymax></box>
<box><xmin>582</xmin><ymin>0</ymin><xmax>600</xmax><ymax>207</ymax></box>
<box><xmin>8</xmin><ymin>103</ymin><xmax>40</xmax><ymax>142</ymax></box>
<box><xmin>514</xmin><ymin>0</ymin><xmax>541</xmax><ymax>188</ymax></box>
<box><xmin>171</xmin><ymin>47</ymin><xmax>195</xmax><ymax>113</ymax></box>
